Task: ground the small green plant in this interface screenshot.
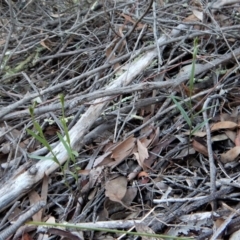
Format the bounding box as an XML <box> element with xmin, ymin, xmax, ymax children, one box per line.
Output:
<box><xmin>170</xmin><ymin>95</ymin><xmax>210</xmax><ymax>136</ymax></box>
<box><xmin>170</xmin><ymin>38</ymin><xmax>210</xmax><ymax>137</ymax></box>
<box><xmin>27</xmin><ymin>94</ymin><xmax>79</xmax><ymax>188</ymax></box>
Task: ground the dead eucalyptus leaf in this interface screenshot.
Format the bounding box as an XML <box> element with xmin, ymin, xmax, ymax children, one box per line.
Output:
<box><xmin>134</xmin><ymin>222</ymin><xmax>158</xmax><ymax>240</ymax></box>
<box><xmin>105</xmin><ymin>176</ymin><xmax>128</xmax><ymax>202</ymax></box>
<box><xmin>230</xmin><ymin>229</ymin><xmax>240</xmax><ymax>240</ymax></box>
<box><xmin>192</xmin><ymin>139</ymin><xmax>208</xmax><ymax>157</ymax></box>
<box><xmin>122</xmin><ymin>187</ymin><xmax>137</xmax><ymax>206</ymax></box>
<box><xmin>134</xmin><ymin>139</ymin><xmax>149</xmax><ymax>168</ymax></box>
<box><xmin>225</xmin><ymin>130</ymin><xmax>236</xmax><ymax>143</ymax></box>
<box><xmin>211</xmin><ymin>134</ymin><xmax>228</xmax><ymax>142</ymax></box>
<box><xmin>184</xmin><ymin>130</ymin><xmax>206</xmax><ymax>137</ymax></box>
<box><xmin>111</xmin><ymin>135</ymin><xmax>136</xmax><ymax>163</ymax></box>
<box><xmin>192</xmin><ymin>9</ymin><xmax>203</xmax><ymax>21</ymax></box>
<box><xmin>235</xmin><ymin>131</ymin><xmax>240</xmax><ymax>146</ymax></box>
<box><xmin>211</xmin><ymin>121</ymin><xmax>237</xmax><ymax>132</ymax></box>
<box><xmin>220</xmin><ymin>146</ymin><xmax>240</xmax><ymax>163</ymax></box>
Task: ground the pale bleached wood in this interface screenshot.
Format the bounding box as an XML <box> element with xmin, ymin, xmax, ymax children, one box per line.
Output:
<box><xmin>0</xmin><ymin>27</ymin><xmax>177</xmax><ymax>212</ymax></box>
<box><xmin>1</xmin><ymin>17</ymin><xmax>239</xmax><ymax>212</ymax></box>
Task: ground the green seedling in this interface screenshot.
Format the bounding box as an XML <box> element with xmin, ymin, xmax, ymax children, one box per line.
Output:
<box><xmin>170</xmin><ymin>95</ymin><xmax>211</xmax><ymax>137</ymax></box>
<box><xmin>27</xmin><ymin>95</ymin><xmax>79</xmax><ymax>189</ymax></box>
<box><xmin>27</xmin><ymin>103</ymin><xmax>60</xmax><ymax>166</ymax></box>
<box><xmin>170</xmin><ymin>38</ymin><xmax>212</xmax><ymax>138</ymax></box>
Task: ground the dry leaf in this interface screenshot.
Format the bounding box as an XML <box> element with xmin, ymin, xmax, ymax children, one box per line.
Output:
<box><xmin>40</xmin><ymin>40</ymin><xmax>52</xmax><ymax>51</ymax></box>
<box><xmin>235</xmin><ymin>131</ymin><xmax>240</xmax><ymax>146</ymax></box>
<box><xmin>192</xmin><ymin>139</ymin><xmax>209</xmax><ymax>157</ymax></box>
<box><xmin>121</xmin><ymin>187</ymin><xmax>137</xmax><ymax>206</ymax></box>
<box><xmin>28</xmin><ymin>191</ymin><xmax>42</xmax><ymax>222</ymax></box>
<box><xmin>184</xmin><ymin>130</ymin><xmax>206</xmax><ymax>137</ymax></box>
<box><xmin>94</xmin><ymin>152</ymin><xmax>111</xmax><ymax>167</ymax></box>
<box><xmin>105</xmin><ymin>176</ymin><xmax>128</xmax><ymax>202</ymax></box>
<box><xmin>211</xmin><ymin>134</ymin><xmax>228</xmax><ymax>142</ymax></box>
<box><xmin>138</xmin><ymin>139</ymin><xmax>149</xmax><ymax>159</ymax></box>
<box><xmin>225</xmin><ymin>130</ymin><xmax>236</xmax><ymax>143</ymax></box>
<box><xmin>183</xmin><ymin>14</ymin><xmax>198</xmax><ymax>22</ymax></box>
<box><xmin>211</xmin><ymin>121</ymin><xmax>237</xmax><ymax>131</ymax></box>
<box><xmin>220</xmin><ymin>146</ymin><xmax>240</xmax><ymax>163</ymax></box>
<box><xmin>173</xmin><ymin>147</ymin><xmax>195</xmax><ymax>159</ymax></box>
<box><xmin>110</xmin><ymin>136</ymin><xmax>136</xmax><ymax>164</ymax></box>
<box><xmin>134</xmin><ymin>222</ymin><xmax>158</xmax><ymax>240</ymax></box>
<box><xmin>230</xmin><ymin>229</ymin><xmax>240</xmax><ymax>240</ymax></box>
<box><xmin>140</xmin><ymin>137</ymin><xmax>152</xmax><ymax>148</ymax></box>
<box><xmin>192</xmin><ymin>9</ymin><xmax>203</xmax><ymax>21</ymax></box>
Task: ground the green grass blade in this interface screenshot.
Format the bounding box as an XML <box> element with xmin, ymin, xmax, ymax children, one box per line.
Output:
<box><xmin>28</xmin><ymin>154</ymin><xmax>55</xmax><ymax>161</ymax></box>
<box><xmin>57</xmin><ymin>132</ymin><xmax>74</xmax><ymax>162</ymax></box>
<box><xmin>192</xmin><ymin>119</ymin><xmax>211</xmax><ymax>134</ymax></box>
<box><xmin>170</xmin><ymin>96</ymin><xmax>192</xmax><ymax>127</ymax></box>
<box><xmin>28</xmin><ymin>221</ymin><xmax>192</xmax><ymax>240</ymax></box>
<box><xmin>59</xmin><ymin>94</ymin><xmax>71</xmax><ymax>144</ymax></box>
<box><xmin>189</xmin><ymin>38</ymin><xmax>198</xmax><ymax>95</ymax></box>
<box><xmin>27</xmin><ymin>129</ymin><xmax>52</xmax><ymax>151</ymax></box>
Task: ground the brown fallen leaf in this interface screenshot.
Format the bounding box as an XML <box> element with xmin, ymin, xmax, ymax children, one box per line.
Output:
<box><xmin>235</xmin><ymin>130</ymin><xmax>240</xmax><ymax>146</ymax></box>
<box><xmin>110</xmin><ymin>135</ymin><xmax>136</xmax><ymax>166</ymax></box>
<box><xmin>134</xmin><ymin>139</ymin><xmax>149</xmax><ymax>169</ymax></box>
<box><xmin>192</xmin><ymin>9</ymin><xmax>203</xmax><ymax>21</ymax></box>
<box><xmin>134</xmin><ymin>222</ymin><xmax>159</xmax><ymax>240</ymax></box>
<box><xmin>183</xmin><ymin>14</ymin><xmax>198</xmax><ymax>22</ymax></box>
<box><xmin>48</xmin><ymin>228</ymin><xmax>83</xmax><ymax>240</ymax></box>
<box><xmin>184</xmin><ymin>130</ymin><xmax>207</xmax><ymax>137</ymax></box>
<box><xmin>220</xmin><ymin>146</ymin><xmax>240</xmax><ymax>163</ymax></box>
<box><xmin>105</xmin><ymin>176</ymin><xmax>128</xmax><ymax>202</ymax></box>
<box><xmin>172</xmin><ymin>147</ymin><xmax>195</xmax><ymax>159</ymax></box>
<box><xmin>192</xmin><ymin>139</ymin><xmax>209</xmax><ymax>157</ymax></box>
<box><xmin>94</xmin><ymin>152</ymin><xmax>112</xmax><ymax>167</ymax></box>
<box><xmin>225</xmin><ymin>130</ymin><xmax>236</xmax><ymax>143</ymax></box>
<box><xmin>211</xmin><ymin>121</ymin><xmax>237</xmax><ymax>132</ymax></box>
<box><xmin>104</xmin><ymin>186</ymin><xmax>138</xmax><ymax>219</ymax></box>
<box><xmin>28</xmin><ymin>191</ymin><xmax>42</xmax><ymax>222</ymax></box>
<box><xmin>121</xmin><ymin>187</ymin><xmax>137</xmax><ymax>206</ymax></box>
<box><xmin>211</xmin><ymin>134</ymin><xmax>228</xmax><ymax>142</ymax></box>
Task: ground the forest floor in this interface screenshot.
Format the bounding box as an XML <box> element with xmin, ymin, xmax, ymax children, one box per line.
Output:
<box><xmin>1</xmin><ymin>0</ymin><xmax>240</xmax><ymax>239</ymax></box>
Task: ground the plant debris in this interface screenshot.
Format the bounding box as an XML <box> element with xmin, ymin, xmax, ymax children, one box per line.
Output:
<box><xmin>1</xmin><ymin>0</ymin><xmax>240</xmax><ymax>239</ymax></box>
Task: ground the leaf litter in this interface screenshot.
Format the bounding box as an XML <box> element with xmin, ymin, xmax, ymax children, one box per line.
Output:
<box><xmin>1</xmin><ymin>0</ymin><xmax>240</xmax><ymax>239</ymax></box>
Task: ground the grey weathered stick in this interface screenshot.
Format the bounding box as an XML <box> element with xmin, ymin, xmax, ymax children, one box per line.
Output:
<box><xmin>151</xmin><ymin>187</ymin><xmax>234</xmax><ymax>232</ymax></box>
<box><xmin>2</xmin><ymin>46</ymin><xmax>240</xmax><ymax>122</ymax></box>
<box><xmin>0</xmin><ymin>201</ymin><xmax>45</xmax><ymax>240</ymax></box>
<box><xmin>202</xmin><ymin>95</ymin><xmax>226</xmax><ymax>200</ymax></box>
<box><xmin>0</xmin><ymin>22</ymin><xmax>190</xmax><ymax>212</ymax></box>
